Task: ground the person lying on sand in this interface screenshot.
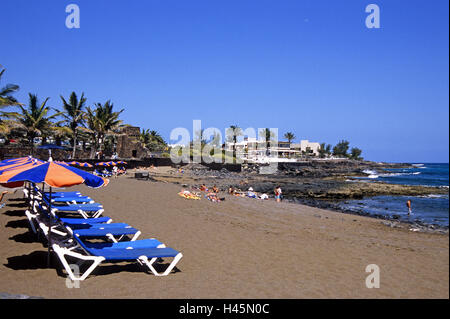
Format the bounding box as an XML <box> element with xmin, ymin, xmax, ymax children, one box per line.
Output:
<box><xmin>247</xmin><ymin>187</ymin><xmax>257</xmax><ymax>198</ymax></box>
<box><xmin>259</xmin><ymin>193</ymin><xmax>269</xmax><ymax>200</ymax></box>
<box><xmin>206</xmin><ymin>192</ymin><xmax>225</xmax><ymax>202</ymax></box>
<box><xmin>200</xmin><ymin>184</ymin><xmax>208</xmax><ymax>191</ymax></box>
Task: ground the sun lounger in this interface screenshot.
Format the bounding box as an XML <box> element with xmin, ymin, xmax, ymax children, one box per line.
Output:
<box><xmin>40</xmin><ymin>200</ymin><xmax>104</xmax><ymax>218</ymax></box>
<box><xmin>46</xmin><ymin>195</ymin><xmax>94</xmax><ymax>204</ymax></box>
<box><xmin>59</xmin><ymin>216</ymin><xmax>112</xmax><ymax>225</ymax></box>
<box><xmin>66</xmin><ymin>224</ymin><xmax>141</xmax><ymax>242</ymax></box>
<box><xmin>52</xmin><ymin>239</ymin><xmax>182</xmax><ymax>280</ymax></box>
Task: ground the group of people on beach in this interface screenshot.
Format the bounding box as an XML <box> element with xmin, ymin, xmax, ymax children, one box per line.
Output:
<box><xmin>198</xmin><ymin>184</ymin><xmax>223</xmax><ymax>202</ymax></box>
<box><xmin>227</xmin><ymin>185</ymin><xmax>282</xmax><ymax>202</ymax></box>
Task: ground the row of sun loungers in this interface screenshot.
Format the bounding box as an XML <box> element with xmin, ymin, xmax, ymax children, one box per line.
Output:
<box><xmin>22</xmin><ymin>184</ymin><xmax>183</xmax><ymax>281</ymax></box>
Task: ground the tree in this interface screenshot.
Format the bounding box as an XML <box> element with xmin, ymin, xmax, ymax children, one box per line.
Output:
<box><xmin>226</xmin><ymin>125</ymin><xmax>243</xmax><ymax>161</ymax></box>
<box><xmin>2</xmin><ymin>93</ymin><xmax>62</xmax><ymax>154</ymax></box>
<box><xmin>259</xmin><ymin>128</ymin><xmax>276</xmax><ymax>153</ymax></box>
<box><xmin>333</xmin><ymin>140</ymin><xmax>350</xmax><ymax>157</ymax></box>
<box><xmin>318</xmin><ymin>142</ymin><xmax>333</xmax><ymax>158</ymax></box>
<box><xmin>318</xmin><ymin>143</ymin><xmax>327</xmax><ymax>158</ymax></box>
<box><xmin>349</xmin><ymin>147</ymin><xmax>363</xmax><ymax>160</ymax></box>
<box><xmin>0</xmin><ymin>67</ymin><xmax>21</xmax><ymax>108</ymax></box>
<box><xmin>59</xmin><ymin>91</ymin><xmax>87</xmax><ymax>158</ymax></box>
<box><xmin>141</xmin><ymin>128</ymin><xmax>166</xmax><ymax>151</ymax></box>
<box><xmin>284</xmin><ymin>132</ymin><xmax>295</xmax><ymax>144</ymax></box>
<box><xmin>0</xmin><ymin>67</ymin><xmax>21</xmax><ymax>135</ymax></box>
<box><xmin>85</xmin><ymin>100</ymin><xmax>123</xmax><ymax>158</ymax></box>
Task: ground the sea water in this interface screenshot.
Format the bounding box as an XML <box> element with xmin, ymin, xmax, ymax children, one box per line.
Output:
<box><xmin>340</xmin><ymin>163</ymin><xmax>449</xmax><ymax>227</ymax></box>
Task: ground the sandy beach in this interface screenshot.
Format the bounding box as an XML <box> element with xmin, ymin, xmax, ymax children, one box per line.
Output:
<box><xmin>0</xmin><ymin>173</ymin><xmax>448</xmax><ymax>299</ymax></box>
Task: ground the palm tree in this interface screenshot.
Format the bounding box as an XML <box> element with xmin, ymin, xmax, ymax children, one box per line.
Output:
<box><xmin>284</xmin><ymin>132</ymin><xmax>295</xmax><ymax>144</ymax></box>
<box><xmin>0</xmin><ymin>67</ymin><xmax>21</xmax><ymax>137</ymax></box>
<box><xmin>0</xmin><ymin>68</ymin><xmax>21</xmax><ymax>108</ymax></box>
<box><xmin>149</xmin><ymin>130</ymin><xmax>165</xmax><ymax>145</ymax></box>
<box><xmin>2</xmin><ymin>93</ymin><xmax>62</xmax><ymax>154</ymax></box>
<box><xmin>226</xmin><ymin>125</ymin><xmax>243</xmax><ymax>161</ymax></box>
<box><xmin>59</xmin><ymin>92</ymin><xmax>87</xmax><ymax>158</ymax></box>
<box><xmin>85</xmin><ymin>100</ymin><xmax>124</xmax><ymax>158</ymax></box>
<box><xmin>140</xmin><ymin>128</ymin><xmax>151</xmax><ymax>145</ymax></box>
<box><xmin>260</xmin><ymin>128</ymin><xmax>276</xmax><ymax>148</ymax></box>
<box><xmin>140</xmin><ymin>129</ymin><xmax>166</xmax><ymax>151</ymax></box>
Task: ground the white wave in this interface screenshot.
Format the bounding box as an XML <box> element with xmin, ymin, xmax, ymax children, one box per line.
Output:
<box><xmin>363</xmin><ymin>169</ymin><xmax>378</xmax><ymax>175</ymax></box>
<box><xmin>367</xmin><ymin>174</ymin><xmax>379</xmax><ymax>179</ymax></box>
<box><xmin>378</xmin><ymin>172</ymin><xmax>421</xmax><ymax>177</ymax></box>
<box><xmin>412</xmin><ymin>163</ymin><xmax>424</xmax><ymax>167</ymax></box>
<box><xmin>418</xmin><ymin>194</ymin><xmax>447</xmax><ymax>198</ymax></box>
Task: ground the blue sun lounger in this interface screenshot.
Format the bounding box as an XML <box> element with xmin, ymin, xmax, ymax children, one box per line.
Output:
<box><xmin>25</xmin><ymin>208</ymin><xmax>113</xmax><ymax>235</ymax></box>
<box><xmin>59</xmin><ymin>216</ymin><xmax>112</xmax><ymax>225</ymax></box>
<box><xmin>67</xmin><ymin>224</ymin><xmax>142</xmax><ymax>242</ymax></box>
<box><xmin>45</xmin><ymin>191</ymin><xmax>82</xmax><ymax>197</ymax></box>
<box><xmin>52</xmin><ymin>238</ymin><xmax>183</xmax><ymax>280</ymax></box>
<box><xmin>44</xmin><ymin>201</ymin><xmax>105</xmax><ymax>218</ymax></box>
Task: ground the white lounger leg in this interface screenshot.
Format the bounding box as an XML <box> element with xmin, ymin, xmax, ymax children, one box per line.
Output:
<box><xmin>52</xmin><ymin>244</ymin><xmax>105</xmax><ymax>281</ymax></box>
<box><xmin>138</xmin><ymin>253</ymin><xmax>183</xmax><ymax>276</ymax></box>
<box><xmin>24</xmin><ymin>210</ymin><xmax>37</xmax><ymax>234</ymax></box>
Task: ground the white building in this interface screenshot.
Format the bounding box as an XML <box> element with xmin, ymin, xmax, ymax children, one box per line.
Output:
<box><xmin>225</xmin><ymin>137</ymin><xmax>321</xmax><ymax>162</ymax></box>
<box><xmin>290</xmin><ymin>140</ymin><xmax>321</xmax><ymax>156</ymax></box>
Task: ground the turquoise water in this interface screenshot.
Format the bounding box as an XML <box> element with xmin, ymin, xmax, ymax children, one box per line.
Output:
<box><xmin>340</xmin><ymin>163</ymin><xmax>449</xmax><ymax>227</ymax></box>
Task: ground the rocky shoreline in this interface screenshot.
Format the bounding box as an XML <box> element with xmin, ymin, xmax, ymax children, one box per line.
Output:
<box><xmin>151</xmin><ymin>160</ymin><xmax>448</xmax><ymax>233</ymax></box>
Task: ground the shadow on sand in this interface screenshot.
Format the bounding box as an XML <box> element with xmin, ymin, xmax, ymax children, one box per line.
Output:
<box><xmin>2</xmin><ymin>209</ymin><xmax>26</xmax><ymax>217</ymax></box>
<box><xmin>9</xmin><ymin>231</ymin><xmax>41</xmax><ymax>244</ymax></box>
<box><xmin>5</xmin><ymin>218</ymin><xmax>30</xmax><ymax>229</ymax></box>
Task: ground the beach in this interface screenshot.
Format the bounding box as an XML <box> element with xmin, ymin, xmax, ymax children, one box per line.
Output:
<box><xmin>0</xmin><ymin>175</ymin><xmax>448</xmax><ymax>299</ymax></box>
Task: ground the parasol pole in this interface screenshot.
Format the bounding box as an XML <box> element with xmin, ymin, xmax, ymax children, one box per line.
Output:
<box><xmin>47</xmin><ymin>185</ymin><xmax>52</xmax><ymax>267</ymax></box>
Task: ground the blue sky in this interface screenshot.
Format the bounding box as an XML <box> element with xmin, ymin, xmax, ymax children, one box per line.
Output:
<box><xmin>1</xmin><ymin>0</ymin><xmax>448</xmax><ymax>162</ymax></box>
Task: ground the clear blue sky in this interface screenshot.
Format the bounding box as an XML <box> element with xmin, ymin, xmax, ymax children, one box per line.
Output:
<box><xmin>1</xmin><ymin>0</ymin><xmax>448</xmax><ymax>162</ymax></box>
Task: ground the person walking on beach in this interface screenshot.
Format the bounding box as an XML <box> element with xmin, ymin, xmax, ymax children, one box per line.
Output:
<box><xmin>406</xmin><ymin>200</ymin><xmax>412</xmax><ymax>215</ymax></box>
<box><xmin>274</xmin><ymin>186</ymin><xmax>282</xmax><ymax>203</ymax></box>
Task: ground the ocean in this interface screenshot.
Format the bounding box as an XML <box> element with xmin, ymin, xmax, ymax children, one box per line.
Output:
<box><xmin>338</xmin><ymin>163</ymin><xmax>449</xmax><ymax>227</ymax></box>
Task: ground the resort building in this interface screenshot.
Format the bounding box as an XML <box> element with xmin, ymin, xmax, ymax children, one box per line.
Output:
<box><xmin>290</xmin><ymin>140</ymin><xmax>321</xmax><ymax>156</ymax></box>
<box><xmin>225</xmin><ymin>137</ymin><xmax>321</xmax><ymax>162</ymax></box>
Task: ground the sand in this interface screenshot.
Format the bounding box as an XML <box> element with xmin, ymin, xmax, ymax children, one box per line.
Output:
<box><xmin>0</xmin><ymin>175</ymin><xmax>448</xmax><ymax>299</ymax></box>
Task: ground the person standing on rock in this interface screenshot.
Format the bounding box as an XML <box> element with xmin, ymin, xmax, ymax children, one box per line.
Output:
<box><xmin>406</xmin><ymin>200</ymin><xmax>412</xmax><ymax>215</ymax></box>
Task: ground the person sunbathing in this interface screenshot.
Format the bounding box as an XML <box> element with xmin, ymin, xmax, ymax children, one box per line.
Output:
<box><xmin>200</xmin><ymin>184</ymin><xmax>208</xmax><ymax>191</ymax></box>
<box><xmin>247</xmin><ymin>187</ymin><xmax>257</xmax><ymax>198</ymax></box>
<box><xmin>206</xmin><ymin>192</ymin><xmax>225</xmax><ymax>202</ymax></box>
<box><xmin>212</xmin><ymin>185</ymin><xmax>219</xmax><ymax>193</ymax></box>
<box><xmin>259</xmin><ymin>193</ymin><xmax>269</xmax><ymax>200</ymax></box>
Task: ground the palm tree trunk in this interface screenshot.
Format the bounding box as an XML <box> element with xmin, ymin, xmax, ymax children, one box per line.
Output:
<box><xmin>29</xmin><ymin>136</ymin><xmax>34</xmax><ymax>156</ymax></box>
<box><xmin>72</xmin><ymin>133</ymin><xmax>77</xmax><ymax>159</ymax></box>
